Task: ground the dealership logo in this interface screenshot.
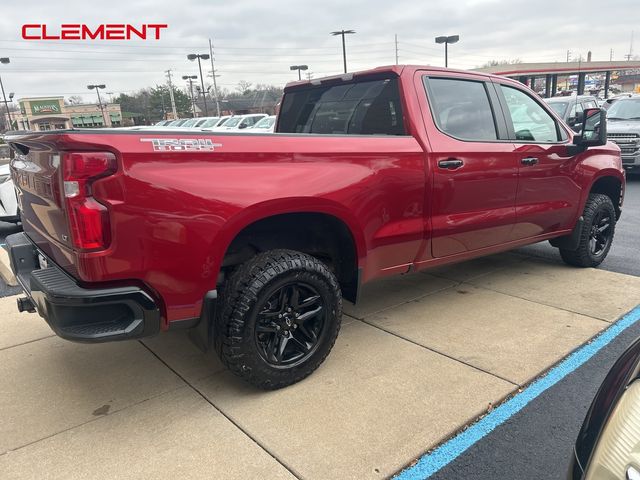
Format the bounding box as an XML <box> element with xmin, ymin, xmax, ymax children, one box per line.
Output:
<box><xmin>22</xmin><ymin>24</ymin><xmax>168</xmax><ymax>40</ymax></box>
<box><xmin>140</xmin><ymin>138</ymin><xmax>223</xmax><ymax>152</ymax></box>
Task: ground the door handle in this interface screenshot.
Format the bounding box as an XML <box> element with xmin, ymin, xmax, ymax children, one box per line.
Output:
<box><xmin>521</xmin><ymin>157</ymin><xmax>539</xmax><ymax>166</ymax></box>
<box><xmin>438</xmin><ymin>158</ymin><xmax>464</xmax><ymax>170</ymax></box>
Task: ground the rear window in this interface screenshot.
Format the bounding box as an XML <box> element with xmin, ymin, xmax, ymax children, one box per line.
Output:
<box><xmin>547</xmin><ymin>101</ymin><xmax>569</xmax><ymax>117</ymax></box>
<box><xmin>278</xmin><ymin>77</ymin><xmax>406</xmax><ymax>135</ymax></box>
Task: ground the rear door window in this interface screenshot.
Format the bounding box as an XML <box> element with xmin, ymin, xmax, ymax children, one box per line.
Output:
<box><xmin>278</xmin><ymin>77</ymin><xmax>406</xmax><ymax>135</ymax></box>
<box><xmin>423</xmin><ymin>77</ymin><xmax>498</xmax><ymax>141</ymax></box>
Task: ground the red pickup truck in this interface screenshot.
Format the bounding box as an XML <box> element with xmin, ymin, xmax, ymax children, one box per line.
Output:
<box><xmin>5</xmin><ymin>66</ymin><xmax>624</xmax><ymax>389</ymax></box>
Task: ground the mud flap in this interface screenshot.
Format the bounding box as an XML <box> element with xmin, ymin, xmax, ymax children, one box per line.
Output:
<box><xmin>549</xmin><ymin>216</ymin><xmax>584</xmax><ymax>251</ymax></box>
<box><xmin>188</xmin><ymin>290</ymin><xmax>217</xmax><ymax>353</ymax></box>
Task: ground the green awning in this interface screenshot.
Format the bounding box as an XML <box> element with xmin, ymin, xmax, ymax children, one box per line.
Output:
<box><xmin>70</xmin><ymin>115</ymin><xmax>104</xmax><ymax>125</ymax></box>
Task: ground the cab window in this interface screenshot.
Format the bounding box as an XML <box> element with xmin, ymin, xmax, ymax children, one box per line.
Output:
<box><xmin>424</xmin><ymin>77</ymin><xmax>498</xmax><ymax>141</ymax></box>
<box><xmin>278</xmin><ymin>77</ymin><xmax>406</xmax><ymax>135</ymax></box>
<box><xmin>500</xmin><ymin>85</ymin><xmax>561</xmax><ymax>142</ymax></box>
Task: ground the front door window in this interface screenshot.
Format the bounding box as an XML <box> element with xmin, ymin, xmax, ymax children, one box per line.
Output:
<box><xmin>500</xmin><ymin>85</ymin><xmax>559</xmax><ymax>142</ymax></box>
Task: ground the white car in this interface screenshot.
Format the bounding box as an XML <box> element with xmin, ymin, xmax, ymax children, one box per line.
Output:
<box><xmin>250</xmin><ymin>115</ymin><xmax>276</xmax><ymax>133</ymax></box>
<box><xmin>214</xmin><ymin>114</ymin><xmax>268</xmax><ymax>132</ymax></box>
<box><xmin>0</xmin><ymin>164</ymin><xmax>19</xmax><ymax>223</ymax></box>
<box><xmin>178</xmin><ymin>118</ymin><xmax>202</xmax><ymax>128</ymax></box>
<box><xmin>201</xmin><ymin>115</ymin><xmax>233</xmax><ymax>130</ymax></box>
<box><xmin>189</xmin><ymin>116</ymin><xmax>219</xmax><ymax>128</ymax></box>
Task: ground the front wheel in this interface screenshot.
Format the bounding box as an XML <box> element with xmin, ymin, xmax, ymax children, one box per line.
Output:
<box><xmin>215</xmin><ymin>249</ymin><xmax>342</xmax><ymax>389</ymax></box>
<box><xmin>559</xmin><ymin>193</ymin><xmax>616</xmax><ymax>268</ymax></box>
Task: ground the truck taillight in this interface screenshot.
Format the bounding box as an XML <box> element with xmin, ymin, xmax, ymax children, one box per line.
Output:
<box><xmin>63</xmin><ymin>152</ymin><xmax>117</xmax><ymax>251</ymax></box>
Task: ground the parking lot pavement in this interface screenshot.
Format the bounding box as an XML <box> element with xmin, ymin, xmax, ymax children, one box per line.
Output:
<box><xmin>1</xmin><ymin>253</ymin><xmax>639</xmax><ymax>479</ymax></box>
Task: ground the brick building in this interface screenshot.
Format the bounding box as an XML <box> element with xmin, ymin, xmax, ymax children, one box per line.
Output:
<box><xmin>7</xmin><ymin>96</ymin><xmax>122</xmax><ymax>131</ymax></box>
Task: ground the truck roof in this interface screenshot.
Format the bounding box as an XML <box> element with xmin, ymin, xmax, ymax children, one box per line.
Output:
<box><xmin>283</xmin><ymin>64</ymin><xmax>497</xmax><ymax>91</ymax></box>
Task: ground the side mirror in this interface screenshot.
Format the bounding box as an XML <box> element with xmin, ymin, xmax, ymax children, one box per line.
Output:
<box><xmin>574</xmin><ymin>108</ymin><xmax>606</xmax><ymax>148</ymax></box>
<box><xmin>238</xmin><ymin>123</ymin><xmax>248</xmax><ymax>129</ymax></box>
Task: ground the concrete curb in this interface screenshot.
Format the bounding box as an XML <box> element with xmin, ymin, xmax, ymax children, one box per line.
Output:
<box><xmin>0</xmin><ymin>247</ymin><xmax>17</xmax><ymax>286</ymax></box>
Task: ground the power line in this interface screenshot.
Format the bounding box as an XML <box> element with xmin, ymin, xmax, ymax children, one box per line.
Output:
<box><xmin>0</xmin><ymin>38</ymin><xmax>392</xmax><ymax>50</ymax></box>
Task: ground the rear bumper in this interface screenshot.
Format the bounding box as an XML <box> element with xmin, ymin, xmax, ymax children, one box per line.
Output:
<box><xmin>5</xmin><ymin>232</ymin><xmax>160</xmax><ymax>343</ymax></box>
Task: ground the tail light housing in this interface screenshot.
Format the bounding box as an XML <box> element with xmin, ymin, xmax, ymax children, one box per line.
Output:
<box><xmin>62</xmin><ymin>152</ymin><xmax>117</xmax><ymax>251</ymax></box>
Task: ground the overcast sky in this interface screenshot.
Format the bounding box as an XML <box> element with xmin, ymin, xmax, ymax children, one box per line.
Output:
<box><xmin>0</xmin><ymin>0</ymin><xmax>636</xmax><ymax>103</ymax></box>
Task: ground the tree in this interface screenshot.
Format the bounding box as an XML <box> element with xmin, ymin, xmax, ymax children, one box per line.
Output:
<box><xmin>148</xmin><ymin>85</ymin><xmax>192</xmax><ymax>119</ymax></box>
<box><xmin>236</xmin><ymin>80</ymin><xmax>253</xmax><ymax>95</ymax></box>
<box><xmin>114</xmin><ymin>86</ymin><xmax>193</xmax><ymax>124</ymax></box>
<box><xmin>65</xmin><ymin>95</ymin><xmax>83</xmax><ymax>105</ymax></box>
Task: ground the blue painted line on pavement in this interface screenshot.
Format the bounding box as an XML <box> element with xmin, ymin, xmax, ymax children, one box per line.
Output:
<box><xmin>396</xmin><ymin>304</ymin><xmax>640</xmax><ymax>480</ymax></box>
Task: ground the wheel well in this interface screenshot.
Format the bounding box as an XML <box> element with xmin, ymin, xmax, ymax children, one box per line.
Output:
<box><xmin>590</xmin><ymin>176</ymin><xmax>622</xmax><ymax>219</ymax></box>
<box><xmin>221</xmin><ymin>213</ymin><xmax>360</xmax><ymax>303</ymax></box>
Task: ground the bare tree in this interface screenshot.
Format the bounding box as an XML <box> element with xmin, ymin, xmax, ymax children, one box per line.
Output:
<box><xmin>236</xmin><ymin>81</ymin><xmax>253</xmax><ymax>95</ymax></box>
<box><xmin>65</xmin><ymin>95</ymin><xmax>84</xmax><ymax>105</ymax></box>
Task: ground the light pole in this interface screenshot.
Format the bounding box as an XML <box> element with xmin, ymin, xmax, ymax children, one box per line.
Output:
<box><xmin>330</xmin><ymin>30</ymin><xmax>356</xmax><ymax>73</ymax></box>
<box><xmin>435</xmin><ymin>35</ymin><xmax>459</xmax><ymax>68</ymax></box>
<box><xmin>0</xmin><ymin>58</ymin><xmax>13</xmax><ymax>130</ymax></box>
<box><xmin>87</xmin><ymin>84</ymin><xmax>107</xmax><ymax>127</ymax></box>
<box><xmin>182</xmin><ymin>75</ymin><xmax>197</xmax><ymax>117</ymax></box>
<box><xmin>289</xmin><ymin>65</ymin><xmax>309</xmax><ymax>80</ymax></box>
<box><xmin>187</xmin><ymin>53</ymin><xmax>210</xmax><ymax>116</ymax></box>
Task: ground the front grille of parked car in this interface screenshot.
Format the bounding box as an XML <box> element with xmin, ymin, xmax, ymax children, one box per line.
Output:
<box><xmin>607</xmin><ymin>133</ymin><xmax>640</xmax><ymax>156</ymax></box>
<box><xmin>608</xmin><ymin>133</ymin><xmax>640</xmax><ymax>141</ymax></box>
<box><xmin>619</xmin><ymin>145</ymin><xmax>638</xmax><ymax>154</ymax></box>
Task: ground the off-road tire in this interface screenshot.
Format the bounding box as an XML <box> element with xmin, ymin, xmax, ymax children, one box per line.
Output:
<box><xmin>559</xmin><ymin>193</ymin><xmax>616</xmax><ymax>267</ymax></box>
<box><xmin>215</xmin><ymin>249</ymin><xmax>342</xmax><ymax>389</ymax></box>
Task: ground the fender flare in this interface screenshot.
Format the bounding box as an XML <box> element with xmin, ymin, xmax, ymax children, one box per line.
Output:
<box><xmin>210</xmin><ymin>197</ymin><xmax>368</xmax><ymax>280</ymax></box>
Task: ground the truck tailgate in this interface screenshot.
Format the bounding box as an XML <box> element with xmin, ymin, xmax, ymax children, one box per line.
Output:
<box><xmin>9</xmin><ymin>138</ymin><xmax>76</xmax><ymax>273</ymax></box>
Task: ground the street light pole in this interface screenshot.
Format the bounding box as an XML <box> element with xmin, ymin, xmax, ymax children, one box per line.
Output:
<box><xmin>289</xmin><ymin>65</ymin><xmax>309</xmax><ymax>80</ymax></box>
<box><xmin>187</xmin><ymin>53</ymin><xmax>210</xmax><ymax>116</ymax></box>
<box><xmin>0</xmin><ymin>58</ymin><xmax>13</xmax><ymax>130</ymax></box>
<box><xmin>87</xmin><ymin>84</ymin><xmax>107</xmax><ymax>127</ymax></box>
<box><xmin>330</xmin><ymin>30</ymin><xmax>356</xmax><ymax>73</ymax></box>
<box><xmin>435</xmin><ymin>35</ymin><xmax>460</xmax><ymax>68</ymax></box>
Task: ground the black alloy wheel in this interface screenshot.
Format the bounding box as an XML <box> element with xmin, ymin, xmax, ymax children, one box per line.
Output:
<box><xmin>588</xmin><ymin>210</ymin><xmax>612</xmax><ymax>256</ymax></box>
<box><xmin>254</xmin><ymin>283</ymin><xmax>327</xmax><ymax>368</ymax></box>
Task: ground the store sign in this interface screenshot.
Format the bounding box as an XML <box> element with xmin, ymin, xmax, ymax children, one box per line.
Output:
<box><xmin>30</xmin><ymin>100</ymin><xmax>62</xmax><ymax>115</ymax></box>
<box><xmin>21</xmin><ymin>24</ymin><xmax>168</xmax><ymax>40</ymax></box>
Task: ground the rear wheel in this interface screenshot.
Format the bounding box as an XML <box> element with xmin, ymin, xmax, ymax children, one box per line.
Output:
<box><xmin>215</xmin><ymin>249</ymin><xmax>342</xmax><ymax>389</ymax></box>
<box><xmin>559</xmin><ymin>193</ymin><xmax>616</xmax><ymax>267</ymax></box>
